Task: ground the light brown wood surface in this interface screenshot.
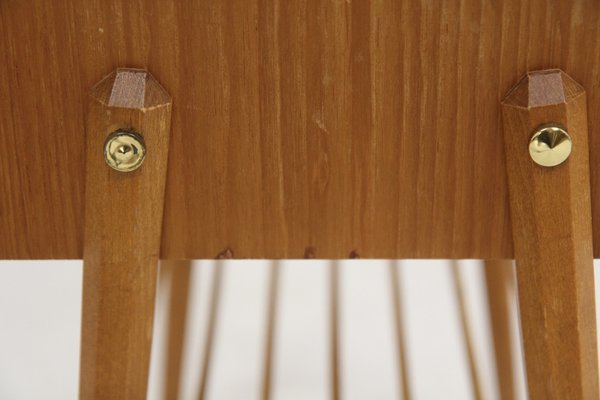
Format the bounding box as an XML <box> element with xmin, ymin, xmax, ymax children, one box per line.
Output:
<box><xmin>79</xmin><ymin>69</ymin><xmax>172</xmax><ymax>399</ymax></box>
<box><xmin>484</xmin><ymin>260</ymin><xmax>516</xmax><ymax>400</ymax></box>
<box><xmin>3</xmin><ymin>1</ymin><xmax>600</xmax><ymax>260</ymax></box>
<box><xmin>502</xmin><ymin>70</ymin><xmax>599</xmax><ymax>399</ymax></box>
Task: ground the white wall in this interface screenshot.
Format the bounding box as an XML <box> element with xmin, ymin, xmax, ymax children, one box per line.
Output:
<box><xmin>0</xmin><ymin>259</ymin><xmax>569</xmax><ymax>399</ymax></box>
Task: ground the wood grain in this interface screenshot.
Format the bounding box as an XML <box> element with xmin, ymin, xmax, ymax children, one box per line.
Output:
<box><xmin>80</xmin><ymin>69</ymin><xmax>171</xmax><ymax>399</ymax></box>
<box><xmin>484</xmin><ymin>260</ymin><xmax>516</xmax><ymax>400</ymax></box>
<box><xmin>502</xmin><ymin>70</ymin><xmax>599</xmax><ymax>399</ymax></box>
<box><xmin>3</xmin><ymin>1</ymin><xmax>600</xmax><ymax>259</ymax></box>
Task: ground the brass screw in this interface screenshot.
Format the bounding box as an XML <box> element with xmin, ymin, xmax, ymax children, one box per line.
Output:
<box><xmin>104</xmin><ymin>130</ymin><xmax>146</xmax><ymax>172</ymax></box>
<box><xmin>528</xmin><ymin>125</ymin><xmax>572</xmax><ymax>167</ymax></box>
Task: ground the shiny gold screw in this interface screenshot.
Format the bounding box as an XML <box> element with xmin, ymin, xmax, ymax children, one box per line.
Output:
<box><xmin>104</xmin><ymin>130</ymin><xmax>146</xmax><ymax>172</ymax></box>
<box><xmin>528</xmin><ymin>124</ymin><xmax>572</xmax><ymax>167</ymax></box>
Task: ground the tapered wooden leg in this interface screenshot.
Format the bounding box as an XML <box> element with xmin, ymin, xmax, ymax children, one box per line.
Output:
<box><xmin>80</xmin><ymin>69</ymin><xmax>172</xmax><ymax>399</ymax></box>
<box><xmin>388</xmin><ymin>261</ymin><xmax>411</xmax><ymax>400</ymax></box>
<box><xmin>198</xmin><ymin>248</ymin><xmax>231</xmax><ymax>399</ymax></box>
<box><xmin>451</xmin><ymin>262</ymin><xmax>482</xmax><ymax>400</ymax></box>
<box><xmin>484</xmin><ymin>260</ymin><xmax>515</xmax><ymax>400</ymax></box>
<box><xmin>330</xmin><ymin>261</ymin><xmax>341</xmax><ymax>400</ymax></box>
<box><xmin>162</xmin><ymin>260</ymin><xmax>192</xmax><ymax>400</ymax></box>
<box><xmin>502</xmin><ymin>70</ymin><xmax>599</xmax><ymax>399</ymax></box>
<box><xmin>261</xmin><ymin>261</ymin><xmax>280</xmax><ymax>400</ymax></box>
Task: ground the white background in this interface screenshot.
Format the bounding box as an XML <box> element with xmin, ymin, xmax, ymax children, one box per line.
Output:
<box><xmin>0</xmin><ymin>259</ymin><xmax>581</xmax><ymax>399</ymax></box>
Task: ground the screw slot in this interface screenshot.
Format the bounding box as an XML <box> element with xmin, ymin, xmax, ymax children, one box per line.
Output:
<box><xmin>529</xmin><ymin>125</ymin><xmax>572</xmax><ymax>167</ymax></box>
<box><xmin>104</xmin><ymin>130</ymin><xmax>146</xmax><ymax>172</ymax></box>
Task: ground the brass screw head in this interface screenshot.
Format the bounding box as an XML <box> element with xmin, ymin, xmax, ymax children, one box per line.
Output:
<box><xmin>104</xmin><ymin>130</ymin><xmax>146</xmax><ymax>172</ymax></box>
<box><xmin>528</xmin><ymin>125</ymin><xmax>572</xmax><ymax>167</ymax></box>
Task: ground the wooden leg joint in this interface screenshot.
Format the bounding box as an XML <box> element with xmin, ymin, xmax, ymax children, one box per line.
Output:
<box><xmin>80</xmin><ymin>68</ymin><xmax>172</xmax><ymax>399</ymax></box>
<box><xmin>502</xmin><ymin>69</ymin><xmax>599</xmax><ymax>399</ymax></box>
